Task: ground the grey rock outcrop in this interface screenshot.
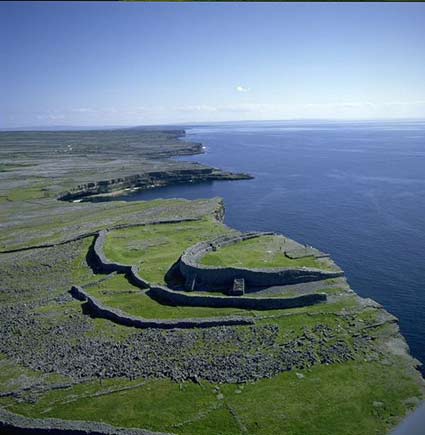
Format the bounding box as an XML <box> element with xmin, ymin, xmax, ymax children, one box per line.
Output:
<box><xmin>0</xmin><ymin>407</ymin><xmax>170</xmax><ymax>435</ymax></box>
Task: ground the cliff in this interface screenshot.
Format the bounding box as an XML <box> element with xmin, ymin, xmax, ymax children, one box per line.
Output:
<box><xmin>58</xmin><ymin>167</ymin><xmax>252</xmax><ymax>202</ymax></box>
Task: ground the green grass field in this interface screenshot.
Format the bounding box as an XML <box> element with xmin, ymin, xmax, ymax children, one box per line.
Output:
<box><xmin>103</xmin><ymin>218</ymin><xmax>236</xmax><ymax>283</ymax></box>
<box><xmin>84</xmin><ymin>274</ymin><xmax>361</xmax><ymax>322</ymax></box>
<box><xmin>86</xmin><ymin>274</ymin><xmax>252</xmax><ymax>319</ymax></box>
<box><xmin>201</xmin><ymin>235</ymin><xmax>333</xmax><ymax>270</ymax></box>
<box><xmin>2</xmin><ymin>358</ymin><xmax>421</xmax><ymax>435</ymax></box>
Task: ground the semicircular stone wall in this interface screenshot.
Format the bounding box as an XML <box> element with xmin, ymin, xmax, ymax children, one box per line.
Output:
<box><xmin>179</xmin><ymin>232</ymin><xmax>344</xmax><ymax>291</ymax></box>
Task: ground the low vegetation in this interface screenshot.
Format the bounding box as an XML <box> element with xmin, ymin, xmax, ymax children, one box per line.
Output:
<box><xmin>103</xmin><ymin>218</ymin><xmax>236</xmax><ymax>283</ymax></box>
<box><xmin>86</xmin><ymin>274</ymin><xmax>249</xmax><ymax>319</ymax></box>
<box><xmin>1</xmin><ymin>359</ymin><xmax>421</xmax><ymax>435</ymax></box>
<box><xmin>201</xmin><ymin>235</ymin><xmax>333</xmax><ymax>270</ymax></box>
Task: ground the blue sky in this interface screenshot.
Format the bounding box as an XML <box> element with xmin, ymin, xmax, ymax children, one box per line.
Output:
<box><xmin>1</xmin><ymin>2</ymin><xmax>425</xmax><ymax>128</ymax></box>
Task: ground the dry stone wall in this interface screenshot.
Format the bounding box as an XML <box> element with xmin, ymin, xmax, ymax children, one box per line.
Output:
<box><xmin>128</xmin><ymin>265</ymin><xmax>151</xmax><ymax>289</ymax></box>
<box><xmin>70</xmin><ymin>286</ymin><xmax>254</xmax><ymax>329</ymax></box>
<box><xmin>83</xmin><ymin>227</ymin><xmax>332</xmax><ymax>319</ymax></box>
<box><xmin>0</xmin><ymin>408</ymin><xmax>169</xmax><ymax>435</ymax></box>
<box><xmin>179</xmin><ymin>232</ymin><xmax>344</xmax><ymax>291</ymax></box>
<box><xmin>93</xmin><ymin>230</ymin><xmax>131</xmax><ymax>273</ymax></box>
<box><xmin>149</xmin><ymin>285</ymin><xmax>326</xmax><ymax>310</ymax></box>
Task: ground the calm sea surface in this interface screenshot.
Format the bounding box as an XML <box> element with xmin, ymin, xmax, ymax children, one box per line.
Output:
<box><xmin>124</xmin><ymin>121</ymin><xmax>425</xmax><ymax>367</ymax></box>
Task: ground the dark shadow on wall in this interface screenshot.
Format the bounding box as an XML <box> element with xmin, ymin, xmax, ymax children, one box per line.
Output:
<box><xmin>164</xmin><ymin>259</ymin><xmax>186</xmax><ymax>290</ymax></box>
<box><xmin>81</xmin><ymin>301</ymin><xmax>95</xmax><ymax>317</ymax></box>
<box><xmin>85</xmin><ymin>236</ymin><xmax>110</xmax><ymax>275</ymax></box>
<box><xmin>145</xmin><ymin>288</ymin><xmax>179</xmax><ymax>307</ymax></box>
<box><xmin>164</xmin><ymin>259</ymin><xmax>282</xmax><ymax>295</ymax></box>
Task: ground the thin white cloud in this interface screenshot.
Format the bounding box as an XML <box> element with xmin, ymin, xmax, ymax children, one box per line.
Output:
<box><xmin>236</xmin><ymin>85</ymin><xmax>250</xmax><ymax>93</ymax></box>
<box><xmin>176</xmin><ymin>105</ymin><xmax>218</xmax><ymax>113</ymax></box>
<box><xmin>71</xmin><ymin>107</ymin><xmax>96</xmax><ymax>113</ymax></box>
<box><xmin>36</xmin><ymin>113</ymin><xmax>65</xmax><ymax>121</ymax></box>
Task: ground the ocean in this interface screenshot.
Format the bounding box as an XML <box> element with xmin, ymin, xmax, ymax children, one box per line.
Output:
<box><xmin>123</xmin><ymin>120</ymin><xmax>425</xmax><ymax>368</ymax></box>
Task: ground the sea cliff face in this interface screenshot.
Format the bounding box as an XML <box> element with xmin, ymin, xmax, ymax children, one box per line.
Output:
<box><xmin>58</xmin><ymin>167</ymin><xmax>252</xmax><ymax>202</ymax></box>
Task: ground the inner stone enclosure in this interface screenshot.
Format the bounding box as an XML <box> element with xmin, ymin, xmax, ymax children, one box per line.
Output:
<box><xmin>178</xmin><ymin>232</ymin><xmax>341</xmax><ymax>295</ymax></box>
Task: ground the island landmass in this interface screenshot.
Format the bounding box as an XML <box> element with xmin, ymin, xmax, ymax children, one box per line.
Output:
<box><xmin>0</xmin><ymin>129</ymin><xmax>423</xmax><ymax>435</ymax></box>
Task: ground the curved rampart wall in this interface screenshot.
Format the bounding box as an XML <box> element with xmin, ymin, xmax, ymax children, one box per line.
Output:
<box><xmin>180</xmin><ymin>232</ymin><xmax>343</xmax><ymax>291</ymax></box>
<box><xmin>91</xmin><ymin>232</ymin><xmax>152</xmax><ymax>288</ymax></box>
<box><xmin>0</xmin><ymin>407</ymin><xmax>168</xmax><ymax>435</ymax></box>
<box><xmin>92</xmin><ymin>231</ymin><xmax>158</xmax><ymax>288</ymax></box>
<box><xmin>180</xmin><ymin>262</ymin><xmax>343</xmax><ymax>291</ymax></box>
<box><xmin>92</xmin><ymin>230</ymin><xmax>132</xmax><ymax>274</ymax></box>
<box><xmin>149</xmin><ymin>285</ymin><xmax>326</xmax><ymax>310</ymax></box>
<box><xmin>182</xmin><ymin>232</ymin><xmax>274</xmax><ymax>266</ymax></box>
<box><xmin>87</xmin><ymin>227</ymin><xmax>329</xmax><ymax>314</ymax></box>
<box><xmin>128</xmin><ymin>265</ymin><xmax>151</xmax><ymax>289</ymax></box>
<box><xmin>70</xmin><ymin>286</ymin><xmax>254</xmax><ymax>329</ymax></box>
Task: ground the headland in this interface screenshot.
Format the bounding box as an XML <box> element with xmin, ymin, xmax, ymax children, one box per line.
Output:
<box><xmin>0</xmin><ymin>128</ymin><xmax>423</xmax><ymax>435</ymax></box>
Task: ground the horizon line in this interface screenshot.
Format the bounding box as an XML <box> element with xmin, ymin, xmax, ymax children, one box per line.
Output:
<box><xmin>2</xmin><ymin>117</ymin><xmax>425</xmax><ymax>133</ymax></box>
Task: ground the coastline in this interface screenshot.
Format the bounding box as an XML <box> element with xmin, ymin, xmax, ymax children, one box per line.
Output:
<box><xmin>0</xmin><ymin>127</ymin><xmax>424</xmax><ymax>435</ymax></box>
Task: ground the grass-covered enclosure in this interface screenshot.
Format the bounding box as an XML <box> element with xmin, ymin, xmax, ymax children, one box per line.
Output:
<box><xmin>86</xmin><ymin>274</ymin><xmax>251</xmax><ymax>319</ymax></box>
<box><xmin>201</xmin><ymin>234</ymin><xmax>334</xmax><ymax>270</ymax></box>
<box><xmin>103</xmin><ymin>218</ymin><xmax>236</xmax><ymax>283</ymax></box>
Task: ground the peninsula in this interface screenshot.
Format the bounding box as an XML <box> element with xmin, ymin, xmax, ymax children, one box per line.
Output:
<box><xmin>0</xmin><ymin>129</ymin><xmax>423</xmax><ymax>435</ymax></box>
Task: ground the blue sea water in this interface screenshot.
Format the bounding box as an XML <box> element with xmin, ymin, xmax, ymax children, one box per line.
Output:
<box><xmin>125</xmin><ymin>120</ymin><xmax>425</xmax><ymax>367</ymax></box>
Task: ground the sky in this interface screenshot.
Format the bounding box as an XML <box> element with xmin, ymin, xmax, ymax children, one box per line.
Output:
<box><xmin>1</xmin><ymin>2</ymin><xmax>425</xmax><ymax>128</ymax></box>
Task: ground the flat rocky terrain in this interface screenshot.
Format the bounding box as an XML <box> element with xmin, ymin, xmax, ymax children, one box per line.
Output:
<box><xmin>0</xmin><ymin>129</ymin><xmax>424</xmax><ymax>435</ymax></box>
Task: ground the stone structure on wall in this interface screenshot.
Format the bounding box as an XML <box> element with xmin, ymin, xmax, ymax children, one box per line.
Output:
<box><xmin>232</xmin><ymin>278</ymin><xmax>245</xmax><ymax>296</ymax></box>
